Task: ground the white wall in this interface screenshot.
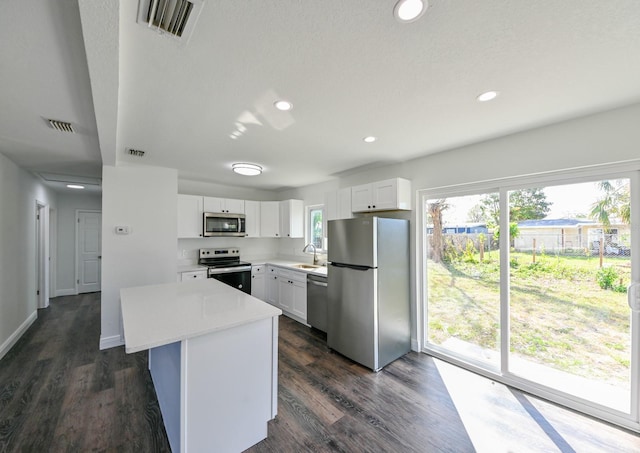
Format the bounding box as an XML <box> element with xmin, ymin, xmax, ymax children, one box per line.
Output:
<box><xmin>56</xmin><ymin>191</ymin><xmax>102</xmax><ymax>295</ymax></box>
<box><xmin>178</xmin><ymin>179</ymin><xmax>277</xmax><ymax>201</ymax></box>
<box><xmin>0</xmin><ymin>152</ymin><xmax>57</xmax><ymax>359</ymax></box>
<box><xmin>100</xmin><ymin>165</ymin><xmax>177</xmax><ymax>349</ymax></box>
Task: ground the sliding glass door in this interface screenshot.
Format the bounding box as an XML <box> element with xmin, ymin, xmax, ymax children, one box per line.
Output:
<box><xmin>423</xmin><ymin>169</ymin><xmax>638</xmax><ymax>429</ymax></box>
<box><xmin>425</xmin><ymin>192</ymin><xmax>501</xmax><ymax>369</ymax></box>
<box><xmin>507</xmin><ymin>179</ymin><xmax>632</xmax><ymax>413</ymax></box>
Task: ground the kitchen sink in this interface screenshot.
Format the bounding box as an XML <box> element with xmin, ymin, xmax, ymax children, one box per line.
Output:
<box><xmin>292</xmin><ymin>264</ymin><xmax>321</xmax><ymax>269</ymax></box>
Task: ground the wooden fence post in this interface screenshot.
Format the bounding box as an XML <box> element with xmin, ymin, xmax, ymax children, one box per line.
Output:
<box><xmin>532</xmin><ymin>238</ymin><xmax>536</xmax><ymax>263</ymax></box>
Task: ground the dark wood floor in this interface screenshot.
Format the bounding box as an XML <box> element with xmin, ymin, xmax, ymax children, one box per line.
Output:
<box><xmin>2</xmin><ymin>293</ymin><xmax>640</xmax><ymax>452</ymax></box>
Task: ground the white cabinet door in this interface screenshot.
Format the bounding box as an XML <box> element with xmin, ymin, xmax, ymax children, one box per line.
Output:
<box><xmin>224</xmin><ymin>198</ymin><xmax>245</xmax><ymax>214</ymax></box>
<box><xmin>245</xmin><ymin>200</ymin><xmax>261</xmax><ymax>238</ymax></box>
<box><xmin>371</xmin><ymin>179</ymin><xmax>398</xmax><ymax>210</ymax></box>
<box><xmin>337</xmin><ymin>187</ymin><xmax>353</xmax><ymax>219</ymax></box>
<box><xmin>351</xmin><ymin>184</ymin><xmax>373</xmax><ymax>212</ymax></box>
<box><xmin>203</xmin><ymin>197</ymin><xmax>245</xmax><ymax>214</ymax></box>
<box><xmin>251</xmin><ymin>265</ymin><xmax>265</xmax><ymax>300</ymax></box>
<box><xmin>278</xmin><ymin>273</ymin><xmax>294</xmax><ymax>312</ymax></box>
<box><xmin>279</xmin><ymin>199</ymin><xmax>304</xmax><ymax>238</ymax></box>
<box><xmin>351</xmin><ymin>178</ymin><xmax>411</xmax><ymax>212</ymax></box>
<box><xmin>291</xmin><ymin>276</ymin><xmax>307</xmax><ymax>322</ymax></box>
<box><xmin>326</xmin><ymin>188</ymin><xmax>353</xmax><ymax>221</ymax></box>
<box><xmin>265</xmin><ymin>266</ymin><xmax>279</xmax><ymax>305</ymax></box>
<box><xmin>203</xmin><ymin>196</ymin><xmax>224</xmax><ymax>213</ymax></box>
<box><xmin>260</xmin><ymin>201</ymin><xmax>280</xmax><ymax>237</ymax></box>
<box><xmin>178</xmin><ymin>194</ymin><xmax>203</xmax><ymax>238</ymax></box>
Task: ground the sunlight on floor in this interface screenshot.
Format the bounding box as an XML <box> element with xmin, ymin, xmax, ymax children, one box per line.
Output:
<box><xmin>435</xmin><ymin>359</ymin><xmax>560</xmax><ymax>452</ymax></box>
<box><xmin>431</xmin><ymin>357</ymin><xmax>640</xmax><ymax>453</ymax></box>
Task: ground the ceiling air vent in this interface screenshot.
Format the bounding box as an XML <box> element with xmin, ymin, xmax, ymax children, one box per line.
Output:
<box><xmin>137</xmin><ymin>0</ymin><xmax>203</xmax><ymax>42</ymax></box>
<box><xmin>126</xmin><ymin>148</ymin><xmax>146</xmax><ymax>157</ymax></box>
<box><xmin>48</xmin><ymin>119</ymin><xmax>75</xmax><ymax>133</ymax></box>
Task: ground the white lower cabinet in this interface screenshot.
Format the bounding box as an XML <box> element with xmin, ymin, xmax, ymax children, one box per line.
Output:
<box><xmin>276</xmin><ymin>268</ymin><xmax>307</xmax><ymax>322</ymax></box>
<box><xmin>262</xmin><ymin>265</ymin><xmax>307</xmax><ymax>323</ymax></box>
<box><xmin>251</xmin><ymin>265</ymin><xmax>265</xmax><ymax>300</ymax></box>
<box><xmin>265</xmin><ymin>266</ymin><xmax>279</xmax><ymax>306</ymax></box>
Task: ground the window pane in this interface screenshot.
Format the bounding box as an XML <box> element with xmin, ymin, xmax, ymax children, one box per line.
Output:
<box><xmin>310</xmin><ymin>208</ymin><xmax>323</xmax><ymax>249</ymax></box>
<box><xmin>425</xmin><ymin>193</ymin><xmax>500</xmax><ymax>368</ymax></box>
<box><xmin>508</xmin><ymin>180</ymin><xmax>632</xmax><ymax>412</ymax></box>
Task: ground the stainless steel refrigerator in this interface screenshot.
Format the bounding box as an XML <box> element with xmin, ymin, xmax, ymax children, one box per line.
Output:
<box><xmin>327</xmin><ymin>217</ymin><xmax>410</xmax><ymax>371</ymax></box>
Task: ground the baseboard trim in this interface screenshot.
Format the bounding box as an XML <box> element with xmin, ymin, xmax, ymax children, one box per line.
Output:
<box><xmin>100</xmin><ymin>334</ymin><xmax>124</xmax><ymax>350</ymax></box>
<box><xmin>0</xmin><ymin>311</ymin><xmax>38</xmax><ymax>360</ymax></box>
<box><xmin>411</xmin><ymin>338</ymin><xmax>420</xmax><ymax>352</ymax></box>
<box><xmin>55</xmin><ymin>288</ymin><xmax>77</xmax><ymax>297</ymax></box>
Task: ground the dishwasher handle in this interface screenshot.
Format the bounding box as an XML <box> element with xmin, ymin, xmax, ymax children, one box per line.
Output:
<box><xmin>309</xmin><ymin>280</ymin><xmax>328</xmax><ymax>288</ymax></box>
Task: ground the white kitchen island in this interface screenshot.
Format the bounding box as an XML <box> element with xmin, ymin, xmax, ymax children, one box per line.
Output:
<box><xmin>120</xmin><ymin>279</ymin><xmax>282</xmax><ymax>453</ymax></box>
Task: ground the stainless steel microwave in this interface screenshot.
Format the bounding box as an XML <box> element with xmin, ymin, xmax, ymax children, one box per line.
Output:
<box><xmin>203</xmin><ymin>212</ymin><xmax>246</xmax><ymax>237</ymax></box>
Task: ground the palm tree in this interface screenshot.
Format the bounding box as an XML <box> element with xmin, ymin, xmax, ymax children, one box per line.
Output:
<box><xmin>590</xmin><ymin>179</ymin><xmax>630</xmax><ymax>266</ymax></box>
<box><xmin>590</xmin><ymin>180</ymin><xmax>630</xmax><ymax>226</ymax></box>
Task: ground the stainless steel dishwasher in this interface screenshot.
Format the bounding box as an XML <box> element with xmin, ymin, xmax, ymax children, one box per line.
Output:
<box><xmin>307</xmin><ymin>273</ymin><xmax>328</xmax><ymax>332</ymax></box>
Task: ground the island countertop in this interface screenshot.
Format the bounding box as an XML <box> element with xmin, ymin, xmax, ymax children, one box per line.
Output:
<box><xmin>121</xmin><ymin>278</ymin><xmax>282</xmax><ymax>353</ymax></box>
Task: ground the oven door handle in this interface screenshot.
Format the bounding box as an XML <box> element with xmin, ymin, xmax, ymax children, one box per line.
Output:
<box><xmin>208</xmin><ymin>266</ymin><xmax>252</xmax><ymax>275</ymax></box>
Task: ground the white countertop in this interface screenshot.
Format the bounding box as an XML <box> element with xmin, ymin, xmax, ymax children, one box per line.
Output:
<box><xmin>177</xmin><ymin>264</ymin><xmax>208</xmax><ymax>273</ymax></box>
<box><xmin>253</xmin><ymin>259</ymin><xmax>328</xmax><ymax>276</ymax></box>
<box><xmin>121</xmin><ymin>279</ymin><xmax>282</xmax><ymax>353</ymax></box>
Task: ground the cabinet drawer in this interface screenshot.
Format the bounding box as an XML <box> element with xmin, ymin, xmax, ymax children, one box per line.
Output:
<box><xmin>252</xmin><ymin>265</ymin><xmax>265</xmax><ymax>275</ymax></box>
<box><xmin>180</xmin><ymin>270</ymin><xmax>207</xmax><ymax>281</ymax></box>
<box><xmin>276</xmin><ymin>268</ymin><xmax>306</xmax><ymax>283</ymax></box>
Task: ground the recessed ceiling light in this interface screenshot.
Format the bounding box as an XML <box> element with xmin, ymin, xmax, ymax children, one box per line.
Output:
<box><xmin>394</xmin><ymin>0</ymin><xmax>428</xmax><ymax>23</ymax></box>
<box><xmin>66</xmin><ymin>184</ymin><xmax>85</xmax><ymax>189</ymax></box>
<box><xmin>477</xmin><ymin>91</ymin><xmax>499</xmax><ymax>102</ymax></box>
<box><xmin>363</xmin><ymin>136</ymin><xmax>377</xmax><ymax>143</ymax></box>
<box><xmin>274</xmin><ymin>100</ymin><xmax>293</xmax><ymax>111</ymax></box>
<box><xmin>232</xmin><ymin>163</ymin><xmax>262</xmax><ymax>176</ymax></box>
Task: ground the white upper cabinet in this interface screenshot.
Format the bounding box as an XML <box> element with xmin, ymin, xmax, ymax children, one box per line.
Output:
<box><xmin>203</xmin><ymin>196</ymin><xmax>245</xmax><ymax>214</ymax></box>
<box><xmin>260</xmin><ymin>201</ymin><xmax>280</xmax><ymax>237</ymax></box>
<box><xmin>351</xmin><ymin>178</ymin><xmax>412</xmax><ymax>212</ymax></box>
<box><xmin>244</xmin><ymin>200</ymin><xmax>261</xmax><ymax>238</ymax></box>
<box><xmin>325</xmin><ymin>187</ymin><xmax>353</xmax><ymax>221</ymax></box>
<box><xmin>279</xmin><ymin>199</ymin><xmax>304</xmax><ymax>238</ymax></box>
<box><xmin>177</xmin><ymin>194</ymin><xmax>204</xmax><ymax>238</ymax></box>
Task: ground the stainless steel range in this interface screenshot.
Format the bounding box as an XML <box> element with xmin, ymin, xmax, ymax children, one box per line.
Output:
<box><xmin>198</xmin><ymin>248</ymin><xmax>252</xmax><ymax>294</ymax></box>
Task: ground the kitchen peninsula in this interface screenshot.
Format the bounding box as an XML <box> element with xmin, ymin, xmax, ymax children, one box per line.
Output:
<box><xmin>121</xmin><ymin>279</ymin><xmax>282</xmax><ymax>453</ymax></box>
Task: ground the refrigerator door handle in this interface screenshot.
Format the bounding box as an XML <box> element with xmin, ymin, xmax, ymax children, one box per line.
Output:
<box><xmin>330</xmin><ymin>262</ymin><xmax>371</xmax><ymax>271</ymax></box>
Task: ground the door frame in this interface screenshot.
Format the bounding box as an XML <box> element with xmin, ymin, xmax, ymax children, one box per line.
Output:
<box><xmin>35</xmin><ymin>201</ymin><xmax>50</xmax><ymax>309</ymax></box>
<box><xmin>75</xmin><ymin>209</ymin><xmax>102</xmax><ymax>294</ymax></box>
<box><xmin>418</xmin><ymin>160</ymin><xmax>640</xmax><ymax>432</ymax></box>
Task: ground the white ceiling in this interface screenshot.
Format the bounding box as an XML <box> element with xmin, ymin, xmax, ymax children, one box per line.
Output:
<box><xmin>2</xmin><ymin>0</ymin><xmax>640</xmax><ymax>192</ymax></box>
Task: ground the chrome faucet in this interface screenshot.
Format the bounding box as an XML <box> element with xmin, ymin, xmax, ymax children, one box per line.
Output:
<box><xmin>302</xmin><ymin>243</ymin><xmax>319</xmax><ymax>265</ymax></box>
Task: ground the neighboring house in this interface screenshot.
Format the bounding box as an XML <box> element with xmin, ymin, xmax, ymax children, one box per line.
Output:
<box><xmin>514</xmin><ymin>218</ymin><xmax>630</xmax><ymax>255</ymax></box>
<box><xmin>426</xmin><ymin>223</ymin><xmax>489</xmax><ymax>235</ymax></box>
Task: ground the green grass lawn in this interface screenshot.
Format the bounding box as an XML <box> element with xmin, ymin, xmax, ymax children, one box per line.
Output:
<box><xmin>427</xmin><ymin>250</ymin><xmax>631</xmax><ymax>386</ymax></box>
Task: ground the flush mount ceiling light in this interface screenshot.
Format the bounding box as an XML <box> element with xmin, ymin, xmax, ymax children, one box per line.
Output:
<box><xmin>274</xmin><ymin>100</ymin><xmax>293</xmax><ymax>111</ymax></box>
<box><xmin>363</xmin><ymin>136</ymin><xmax>377</xmax><ymax>143</ymax></box>
<box><xmin>66</xmin><ymin>184</ymin><xmax>85</xmax><ymax>189</ymax></box>
<box><xmin>477</xmin><ymin>91</ymin><xmax>499</xmax><ymax>102</ymax></box>
<box><xmin>394</xmin><ymin>0</ymin><xmax>428</xmax><ymax>23</ymax></box>
<box><xmin>232</xmin><ymin>163</ymin><xmax>262</xmax><ymax>176</ymax></box>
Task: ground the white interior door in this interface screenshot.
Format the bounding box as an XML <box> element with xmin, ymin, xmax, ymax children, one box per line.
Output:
<box><xmin>77</xmin><ymin>211</ymin><xmax>102</xmax><ymax>293</ymax></box>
